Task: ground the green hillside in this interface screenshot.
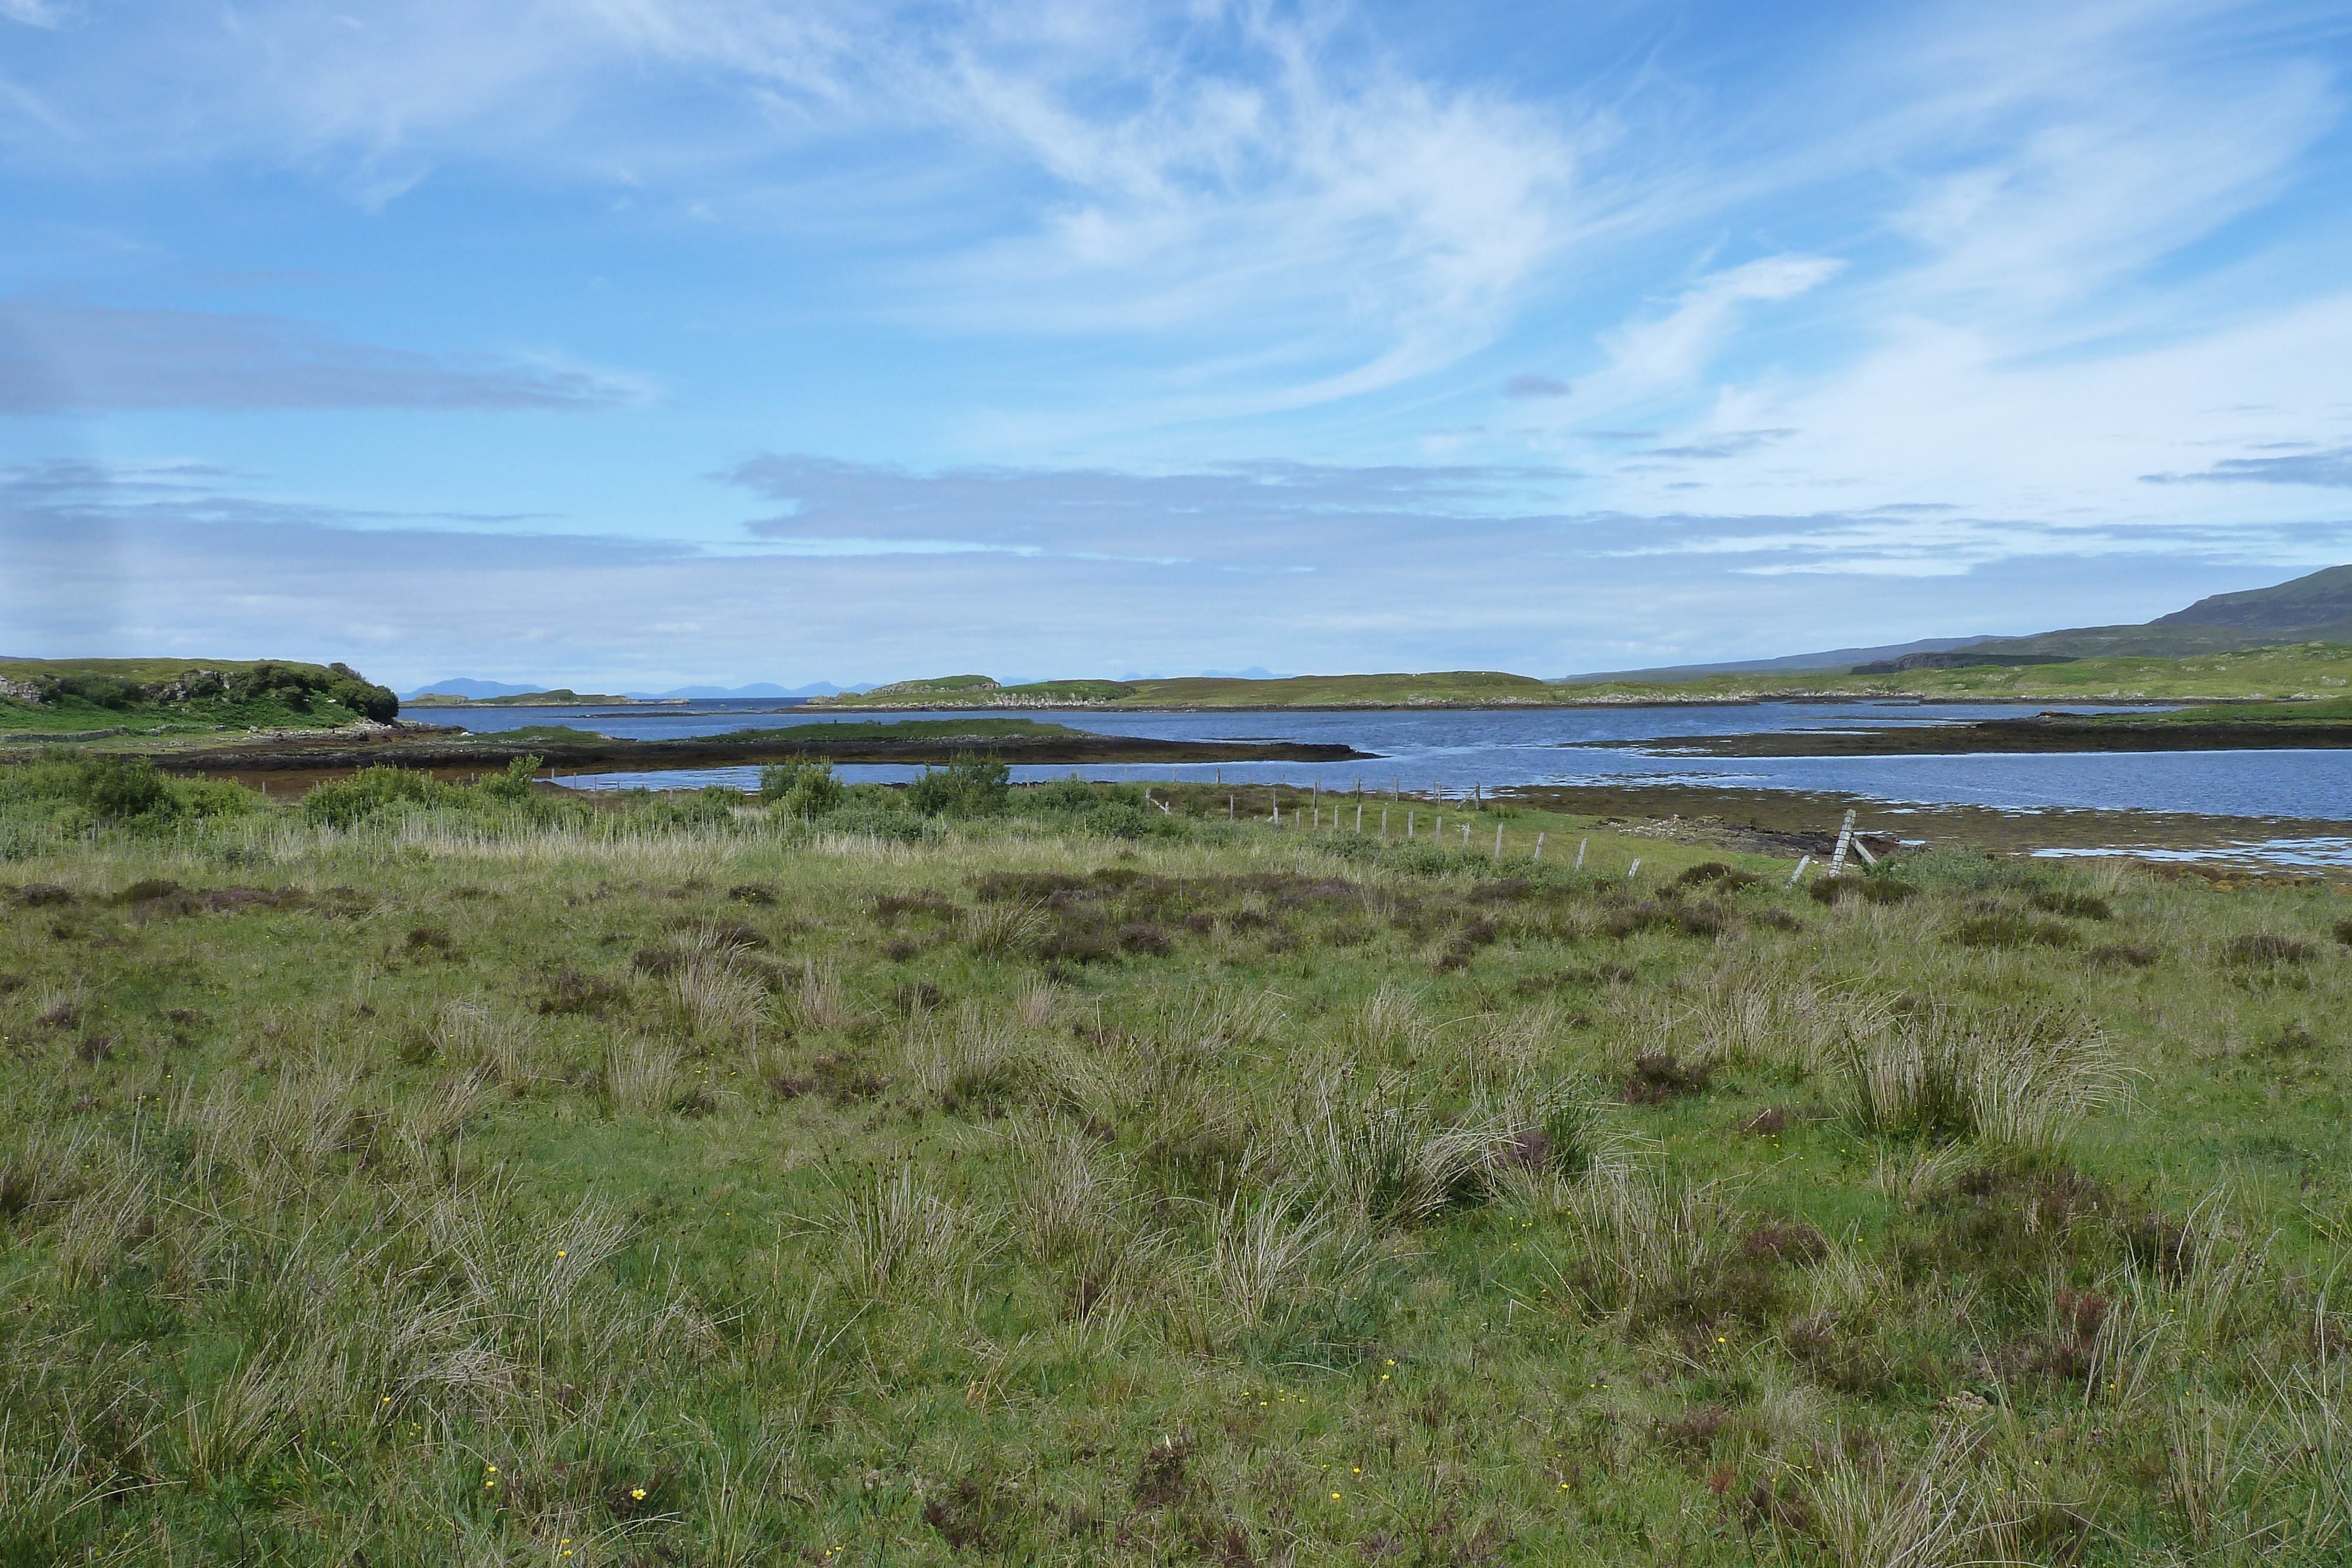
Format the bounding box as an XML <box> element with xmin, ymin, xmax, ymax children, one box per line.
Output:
<box><xmin>1573</xmin><ymin>641</ymin><xmax>2352</xmax><ymax>703</ymax></box>
<box><xmin>1953</xmin><ymin>563</ymin><xmax>2352</xmax><ymax>660</ymax></box>
<box><xmin>0</xmin><ymin>658</ymin><xmax>399</xmax><ymax>736</ymax></box>
<box><xmin>810</xmin><ymin>648</ymin><xmax>2352</xmax><ymax>710</ymax></box>
<box><xmin>2151</xmin><ymin>562</ymin><xmax>2352</xmax><ymax>633</ymax></box>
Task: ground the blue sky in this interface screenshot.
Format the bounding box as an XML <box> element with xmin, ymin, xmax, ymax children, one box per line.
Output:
<box><xmin>4</xmin><ymin>0</ymin><xmax>2350</xmax><ymax>690</ymax></box>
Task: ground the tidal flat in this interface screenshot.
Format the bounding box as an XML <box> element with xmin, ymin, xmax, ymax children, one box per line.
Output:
<box><xmin>2</xmin><ymin>760</ymin><xmax>2351</xmax><ymax>1564</ymax></box>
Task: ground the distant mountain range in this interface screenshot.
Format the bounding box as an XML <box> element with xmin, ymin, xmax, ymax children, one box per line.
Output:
<box><xmin>1568</xmin><ymin>564</ymin><xmax>2352</xmax><ymax>682</ymax></box>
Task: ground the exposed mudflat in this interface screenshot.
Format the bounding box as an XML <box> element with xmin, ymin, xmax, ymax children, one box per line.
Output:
<box><xmin>153</xmin><ymin>727</ymin><xmax>1373</xmax><ymax>779</ymax></box>
<box><xmin>1494</xmin><ymin>779</ymin><xmax>2349</xmax><ymax>872</ymax></box>
<box><xmin>1612</xmin><ymin>714</ymin><xmax>2352</xmax><ymax>757</ymax></box>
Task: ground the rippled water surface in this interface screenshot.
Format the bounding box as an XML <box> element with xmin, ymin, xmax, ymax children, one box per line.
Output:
<box><xmin>435</xmin><ymin>698</ymin><xmax>2352</xmax><ymax>862</ymax></box>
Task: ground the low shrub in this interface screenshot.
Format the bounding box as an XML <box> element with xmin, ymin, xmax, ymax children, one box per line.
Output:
<box><xmin>2222</xmin><ymin>932</ymin><xmax>2314</xmax><ymax>965</ymax></box>
<box><xmin>1672</xmin><ymin>862</ymin><xmax>1761</xmax><ymax>891</ymax></box>
<box><xmin>2029</xmin><ymin>888</ymin><xmax>2113</xmax><ymax>920</ymax></box>
<box><xmin>1950</xmin><ymin>907</ymin><xmax>2080</xmax><ymax>948</ymax></box>
<box><xmin>0</xmin><ymin>750</ymin><xmax>258</xmax><ymax>826</ymax></box>
<box><xmin>907</xmin><ymin>753</ymin><xmax>1011</xmax><ymax>817</ymax></box>
<box><xmin>760</xmin><ymin>760</ymin><xmax>845</xmax><ymax>817</ymax></box>
<box><xmin>1622</xmin><ymin>1052</ymin><xmax>1710</xmax><ymax>1104</ymax></box>
<box><xmin>301</xmin><ymin>765</ymin><xmax>452</xmax><ymax>827</ymax></box>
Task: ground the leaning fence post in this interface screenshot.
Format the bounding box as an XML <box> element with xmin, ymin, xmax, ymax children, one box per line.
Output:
<box><xmin>1628</xmin><ymin>858</ymin><xmax>1641</xmax><ymax>879</ymax></box>
<box><xmin>1852</xmin><ymin>839</ymin><xmax>1878</xmax><ymax>867</ymax></box>
<box><xmin>1828</xmin><ymin>810</ymin><xmax>1857</xmax><ymax>876</ymax></box>
<box><xmin>1788</xmin><ymin>855</ymin><xmax>1812</xmax><ymax>886</ymax></box>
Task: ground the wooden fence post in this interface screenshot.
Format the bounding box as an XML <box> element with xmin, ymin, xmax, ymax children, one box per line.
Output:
<box><xmin>1628</xmin><ymin>858</ymin><xmax>1641</xmax><ymax>879</ymax></box>
<box><xmin>1535</xmin><ymin>832</ymin><xmax>1545</xmax><ymax>861</ymax></box>
<box><xmin>1788</xmin><ymin>855</ymin><xmax>1812</xmax><ymax>886</ymax></box>
<box><xmin>1828</xmin><ymin>810</ymin><xmax>1857</xmax><ymax>875</ymax></box>
<box><xmin>1575</xmin><ymin>838</ymin><xmax>1587</xmax><ymax>869</ymax></box>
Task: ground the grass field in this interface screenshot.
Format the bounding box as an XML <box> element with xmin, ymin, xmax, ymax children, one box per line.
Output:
<box><xmin>2</xmin><ymin>759</ymin><xmax>2350</xmax><ymax>1564</ymax></box>
<box><xmin>809</xmin><ymin>646</ymin><xmax>2352</xmax><ymax>710</ymax></box>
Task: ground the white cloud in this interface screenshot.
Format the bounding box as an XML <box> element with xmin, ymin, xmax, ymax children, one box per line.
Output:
<box><xmin>0</xmin><ymin>298</ymin><xmax>650</xmax><ymax>411</ymax></box>
<box><xmin>0</xmin><ymin>0</ymin><xmax>68</xmax><ymax>26</ymax></box>
<box><xmin>11</xmin><ymin>454</ymin><xmax>2343</xmax><ymax>684</ymax></box>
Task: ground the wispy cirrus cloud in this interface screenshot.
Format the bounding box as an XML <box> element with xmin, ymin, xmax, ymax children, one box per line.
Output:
<box><xmin>0</xmin><ymin>299</ymin><xmax>647</xmax><ymax>413</ymax></box>
<box><xmin>2144</xmin><ymin>446</ymin><xmax>2352</xmax><ymax>488</ymax></box>
<box><xmin>0</xmin><ymin>2</ymin><xmax>1591</xmax><ymax>419</ymax></box>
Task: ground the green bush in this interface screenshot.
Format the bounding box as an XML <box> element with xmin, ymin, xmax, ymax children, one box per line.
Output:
<box><xmin>906</xmin><ymin>753</ymin><xmax>1011</xmax><ymax>817</ymax></box>
<box><xmin>325</xmin><ymin>663</ymin><xmax>400</xmax><ymax>721</ymax></box>
<box><xmin>302</xmin><ymin>765</ymin><xmax>453</xmax><ymax>828</ymax></box>
<box><xmin>49</xmin><ymin>674</ymin><xmax>142</xmax><ymax>710</ymax></box>
<box><xmin>475</xmin><ymin>755</ymin><xmax>543</xmax><ymax>804</ymax></box>
<box><xmin>0</xmin><ymin>750</ymin><xmax>262</xmax><ymax>831</ymax></box>
<box><xmin>760</xmin><ymin>760</ymin><xmax>846</xmax><ymax>817</ymax></box>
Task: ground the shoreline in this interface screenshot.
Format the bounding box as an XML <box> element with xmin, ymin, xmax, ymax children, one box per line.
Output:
<box><xmin>1614</xmin><ymin>714</ymin><xmax>2352</xmax><ymax>757</ymax></box>
<box><xmin>145</xmin><ymin>729</ymin><xmax>1375</xmax><ymax>777</ymax></box>
<box><xmin>1486</xmin><ymin>780</ymin><xmax>2349</xmax><ymax>870</ymax></box>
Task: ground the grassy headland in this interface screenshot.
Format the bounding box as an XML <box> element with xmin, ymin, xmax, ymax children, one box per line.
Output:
<box><xmin>0</xmin><ymin>658</ymin><xmax>400</xmax><ymax>738</ymax></box>
<box><xmin>1</xmin><ymin>751</ymin><xmax>2349</xmax><ymax>1562</ymax></box>
<box><xmin>808</xmin><ymin>644</ymin><xmax>2352</xmax><ymax>710</ymax></box>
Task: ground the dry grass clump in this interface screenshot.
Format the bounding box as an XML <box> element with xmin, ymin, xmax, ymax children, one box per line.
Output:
<box><xmin>1830</xmin><ymin>1006</ymin><xmax>2125</xmax><ymax>1151</ymax></box>
<box><xmin>667</xmin><ymin>958</ymin><xmax>767</xmax><ymax>1045</ymax></box>
<box><xmin>605</xmin><ymin>1036</ymin><xmax>682</xmax><ymax>1115</ymax></box>
<box><xmin>430</xmin><ymin>998</ymin><xmax>536</xmax><ymax>1086</ymax></box>
<box><xmin>1288</xmin><ymin>1078</ymin><xmax>1526</xmax><ymax>1228</ymax></box>
<box><xmin>1798</xmin><ymin>1427</ymin><xmax>1990</xmax><ymax>1568</ymax></box>
<box><xmin>807</xmin><ymin>1166</ymin><xmax>999</xmax><ymax>1303</ymax></box>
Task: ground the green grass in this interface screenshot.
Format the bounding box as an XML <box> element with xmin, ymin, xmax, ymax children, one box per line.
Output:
<box><xmin>811</xmin><ymin>647</ymin><xmax>2352</xmax><ymax>710</ymax></box>
<box><xmin>0</xmin><ymin>658</ymin><xmax>349</xmax><ymax>686</ymax></box>
<box><xmin>725</xmin><ymin>718</ymin><xmax>1090</xmax><ymax>741</ymax></box>
<box><xmin>2106</xmin><ymin>695</ymin><xmax>2352</xmax><ymax>726</ymax></box>
<box><xmin>1567</xmin><ymin>641</ymin><xmax>2352</xmax><ymax>704</ymax></box>
<box><xmin>2</xmin><ymin>775</ymin><xmax>2350</xmax><ymax>1564</ymax></box>
<box><xmin>480</xmin><ymin>725</ymin><xmax>615</xmax><ymax>743</ymax></box>
<box><xmin>0</xmin><ymin>657</ymin><xmax>398</xmax><ymax>737</ymax></box>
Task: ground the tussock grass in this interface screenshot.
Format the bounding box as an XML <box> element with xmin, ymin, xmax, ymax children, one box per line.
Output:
<box><xmin>0</xmin><ymin>782</ymin><xmax>2347</xmax><ymax>1562</ymax></box>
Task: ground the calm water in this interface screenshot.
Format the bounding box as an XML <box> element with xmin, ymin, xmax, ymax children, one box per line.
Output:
<box><xmin>431</xmin><ymin>699</ymin><xmax>2352</xmax><ymax>864</ymax></box>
